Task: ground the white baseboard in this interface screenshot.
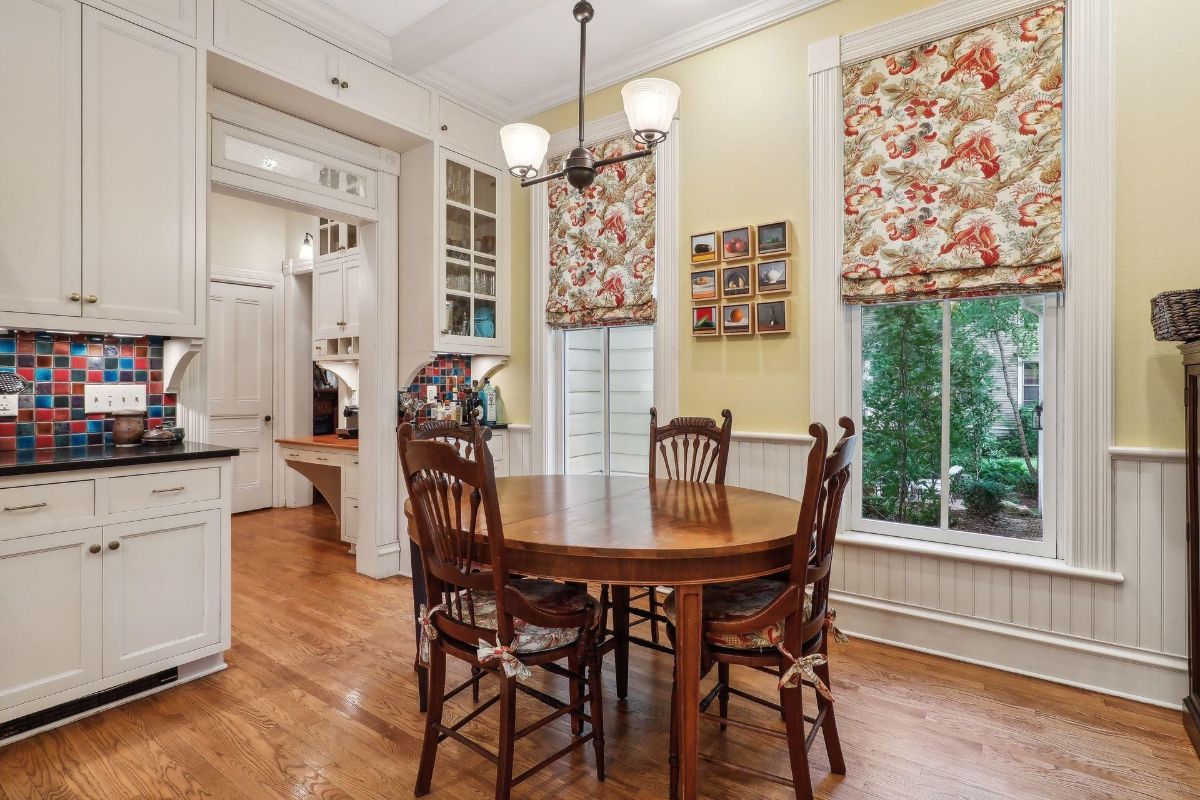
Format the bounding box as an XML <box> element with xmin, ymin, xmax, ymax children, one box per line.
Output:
<box><xmin>832</xmin><ymin>591</ymin><xmax>1187</xmax><ymax>709</ymax></box>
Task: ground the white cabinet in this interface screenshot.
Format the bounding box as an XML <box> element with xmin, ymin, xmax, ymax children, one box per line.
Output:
<box><xmin>0</xmin><ymin>459</ymin><xmax>232</xmax><ymax>728</ymax></box>
<box><xmin>399</xmin><ymin>146</ymin><xmax>509</xmax><ymax>369</ymax></box>
<box><xmin>213</xmin><ymin>0</ymin><xmax>431</xmax><ymax>138</ymax></box>
<box><xmin>101</xmin><ymin>509</ymin><xmax>221</xmax><ymax>675</ymax></box>
<box><xmin>0</xmin><ymin>528</ymin><xmax>103</xmax><ymax>712</ymax></box>
<box><xmin>213</xmin><ymin>0</ymin><xmax>337</xmax><ymax>99</ymax></box>
<box><xmin>82</xmin><ymin>8</ymin><xmax>197</xmax><ymax>327</ymax></box>
<box><xmin>313</xmin><ymin>254</ymin><xmax>361</xmax><ymax>344</ymax></box>
<box><xmin>0</xmin><ymin>0</ymin><xmax>82</xmax><ymax>318</ymax></box>
<box><xmin>105</xmin><ymin>0</ymin><xmax>197</xmax><ymax>38</ymax></box>
<box><xmin>438</xmin><ymin>98</ymin><xmax>502</xmax><ymax>168</ymax></box>
<box><xmin>0</xmin><ymin>3</ymin><xmax>201</xmax><ymax>336</ymax></box>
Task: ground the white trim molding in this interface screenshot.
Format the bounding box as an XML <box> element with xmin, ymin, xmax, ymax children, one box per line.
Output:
<box><xmin>530</xmin><ymin>112</ymin><xmax>680</xmax><ymax>473</ymax></box>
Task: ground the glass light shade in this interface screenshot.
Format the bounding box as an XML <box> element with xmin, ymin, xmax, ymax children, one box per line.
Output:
<box><xmin>621</xmin><ymin>78</ymin><xmax>680</xmax><ymax>144</ymax></box>
<box><xmin>299</xmin><ymin>232</ymin><xmax>313</xmax><ymax>261</ymax></box>
<box><xmin>499</xmin><ymin>123</ymin><xmax>551</xmax><ymax>178</ymax></box>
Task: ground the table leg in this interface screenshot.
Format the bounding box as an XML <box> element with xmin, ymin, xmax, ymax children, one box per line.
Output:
<box><xmin>673</xmin><ymin>584</ymin><xmax>702</xmax><ymax>800</ymax></box>
<box><xmin>410</xmin><ymin>542</ymin><xmax>429</xmax><ymax>713</ymax></box>
<box><xmin>612</xmin><ymin>585</ymin><xmax>630</xmax><ymax>700</ymax></box>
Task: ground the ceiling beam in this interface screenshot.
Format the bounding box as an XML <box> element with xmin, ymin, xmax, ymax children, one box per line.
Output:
<box><xmin>389</xmin><ymin>0</ymin><xmax>557</xmax><ymax>75</ymax></box>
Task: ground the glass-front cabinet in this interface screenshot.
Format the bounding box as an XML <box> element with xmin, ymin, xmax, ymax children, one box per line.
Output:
<box><xmin>440</xmin><ymin>153</ymin><xmax>503</xmax><ymax>350</ymax></box>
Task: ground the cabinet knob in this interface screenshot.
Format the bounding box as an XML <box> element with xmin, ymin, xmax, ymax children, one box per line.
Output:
<box><xmin>340</xmin><ymin>80</ymin><xmax>349</xmax><ymax>89</ymax></box>
<box><xmin>331</xmin><ymin>76</ymin><xmax>340</xmax><ymax>85</ymax></box>
<box><xmin>108</xmin><ymin>540</ymin><xmax>120</xmax><ymax>550</ymax></box>
<box><xmin>85</xmin><ymin>295</ymin><xmax>98</xmax><ymax>304</ymax></box>
<box><xmin>69</xmin><ymin>292</ymin><xmax>81</xmax><ymax>302</ymax></box>
<box><xmin>264</xmin><ymin>414</ymin><xmax>272</xmax><ymax>423</ymax></box>
<box><xmin>441</xmin><ymin>124</ymin><xmax>448</xmax><ymax>132</ymax></box>
<box><xmin>89</xmin><ymin>544</ymin><xmax>102</xmax><ymax>554</ymax></box>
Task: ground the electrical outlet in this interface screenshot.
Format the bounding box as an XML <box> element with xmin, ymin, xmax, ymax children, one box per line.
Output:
<box><xmin>0</xmin><ymin>394</ymin><xmax>16</xmax><ymax>417</ymax></box>
<box><xmin>84</xmin><ymin>384</ymin><xmax>147</xmax><ymax>414</ymax></box>
<box><xmin>425</xmin><ymin>384</ymin><xmax>437</xmax><ymax>402</ymax></box>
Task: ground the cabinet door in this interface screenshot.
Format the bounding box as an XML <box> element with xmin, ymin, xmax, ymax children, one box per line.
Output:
<box><xmin>313</xmin><ymin>263</ymin><xmax>346</xmax><ymax>340</ymax></box>
<box><xmin>341</xmin><ymin>496</ymin><xmax>359</xmax><ymax>545</ymax></box>
<box><xmin>214</xmin><ymin>0</ymin><xmax>337</xmax><ymax>101</ymax></box>
<box><xmin>0</xmin><ymin>0</ymin><xmax>82</xmax><ymax>318</ymax></box>
<box><xmin>81</xmin><ymin>8</ymin><xmax>197</xmax><ymax>326</ymax></box>
<box><xmin>105</xmin><ymin>0</ymin><xmax>196</xmax><ymax>38</ymax></box>
<box><xmin>337</xmin><ymin>50</ymin><xmax>431</xmax><ymax>137</ymax></box>
<box><xmin>102</xmin><ymin>510</ymin><xmax>221</xmax><ymax>676</ymax></box>
<box><xmin>438</xmin><ymin>98</ymin><xmax>502</xmax><ymax>168</ymax></box>
<box><xmin>0</xmin><ymin>528</ymin><xmax>103</xmax><ymax>713</ymax></box>
<box><xmin>342</xmin><ymin>258</ymin><xmax>361</xmax><ymax>337</ymax></box>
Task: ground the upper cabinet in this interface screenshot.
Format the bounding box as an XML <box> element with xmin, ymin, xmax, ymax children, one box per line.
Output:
<box><xmin>438</xmin><ymin>98</ymin><xmax>504</xmax><ymax>168</ymax></box>
<box><xmin>213</xmin><ymin>0</ymin><xmax>432</xmax><ymax>139</ymax></box>
<box><xmin>103</xmin><ymin>0</ymin><xmax>196</xmax><ymax>39</ymax></box>
<box><xmin>399</xmin><ymin>145</ymin><xmax>509</xmax><ymax>368</ymax></box>
<box><xmin>0</xmin><ymin>1</ymin><xmax>201</xmax><ymax>337</ymax></box>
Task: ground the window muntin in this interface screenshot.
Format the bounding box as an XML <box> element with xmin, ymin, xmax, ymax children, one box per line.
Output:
<box><xmin>853</xmin><ymin>295</ymin><xmax>1057</xmax><ymax>557</ymax></box>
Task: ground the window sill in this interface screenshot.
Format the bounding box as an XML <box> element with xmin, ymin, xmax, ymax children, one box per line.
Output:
<box><xmin>837</xmin><ymin>530</ymin><xmax>1124</xmax><ymax>585</ymax></box>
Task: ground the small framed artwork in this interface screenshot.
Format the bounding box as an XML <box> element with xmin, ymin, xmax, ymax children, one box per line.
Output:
<box><xmin>692</xmin><ymin>305</ymin><xmax>719</xmax><ymax>336</ymax></box>
<box><xmin>721</xmin><ymin>303</ymin><xmax>753</xmax><ymax>335</ymax></box>
<box><xmin>756</xmin><ymin>259</ymin><xmax>790</xmax><ymax>293</ymax></box>
<box><xmin>690</xmin><ymin>232</ymin><xmax>720</xmax><ymax>265</ymax></box>
<box><xmin>720</xmin><ymin>226</ymin><xmax>755</xmax><ymax>261</ymax></box>
<box><xmin>691</xmin><ymin>269</ymin><xmax>718</xmax><ymax>302</ymax></box>
<box><xmin>757</xmin><ymin>221</ymin><xmax>791</xmax><ymax>256</ymax></box>
<box><xmin>756</xmin><ymin>300</ymin><xmax>789</xmax><ymax>334</ymax></box>
<box><xmin>721</xmin><ymin>265</ymin><xmax>752</xmax><ymax>298</ymax></box>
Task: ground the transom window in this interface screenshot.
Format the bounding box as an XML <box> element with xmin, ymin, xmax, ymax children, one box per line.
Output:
<box><xmin>851</xmin><ymin>295</ymin><xmax>1058</xmax><ymax>557</ymax></box>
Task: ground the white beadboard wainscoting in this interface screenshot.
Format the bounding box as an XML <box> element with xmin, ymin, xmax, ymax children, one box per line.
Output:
<box><xmin>717</xmin><ymin>435</ymin><xmax>1188</xmax><ymax>708</ymax></box>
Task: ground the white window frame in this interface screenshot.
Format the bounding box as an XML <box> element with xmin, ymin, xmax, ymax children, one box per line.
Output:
<box><xmin>848</xmin><ymin>296</ymin><xmax>1061</xmax><ymax>558</ymax></box>
<box><xmin>1020</xmin><ymin>358</ymin><xmax>1041</xmax><ymax>407</ymax></box>
<box><xmin>529</xmin><ymin>112</ymin><xmax>679</xmax><ymax>475</ymax></box>
<box><xmin>808</xmin><ymin>0</ymin><xmax>1114</xmax><ymax>570</ymax></box>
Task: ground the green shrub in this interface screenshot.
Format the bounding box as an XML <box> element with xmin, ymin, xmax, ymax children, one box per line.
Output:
<box><xmin>1014</xmin><ymin>474</ymin><xmax>1039</xmax><ymax>498</ymax></box>
<box><xmin>960</xmin><ymin>478</ymin><xmax>1007</xmax><ymax>518</ymax></box>
<box><xmin>978</xmin><ymin>458</ymin><xmax>1029</xmax><ymax>489</ymax></box>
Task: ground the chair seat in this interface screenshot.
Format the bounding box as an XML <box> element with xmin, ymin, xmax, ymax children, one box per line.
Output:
<box><xmin>663</xmin><ymin>579</ymin><xmax>814</xmax><ymax>650</ymax></box>
<box><xmin>442</xmin><ymin>578</ymin><xmax>593</xmax><ymax>654</ymax></box>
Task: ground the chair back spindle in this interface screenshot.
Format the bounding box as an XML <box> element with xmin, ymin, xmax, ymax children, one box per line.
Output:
<box><xmin>648</xmin><ymin>407</ymin><xmax>733</xmax><ymax>483</ymax></box>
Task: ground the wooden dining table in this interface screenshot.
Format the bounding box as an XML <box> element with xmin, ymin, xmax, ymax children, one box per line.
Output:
<box><xmin>405</xmin><ymin>474</ymin><xmax>803</xmax><ymax>800</ymax></box>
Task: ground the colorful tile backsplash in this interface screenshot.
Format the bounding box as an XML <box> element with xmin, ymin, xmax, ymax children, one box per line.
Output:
<box><xmin>402</xmin><ymin>355</ymin><xmax>471</xmax><ymax>419</ymax></box>
<box><xmin>0</xmin><ymin>331</ymin><xmax>176</xmax><ymax>451</ymax></box>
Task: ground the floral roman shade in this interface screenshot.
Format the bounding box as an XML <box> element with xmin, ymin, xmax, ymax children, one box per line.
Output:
<box><xmin>842</xmin><ymin>2</ymin><xmax>1065</xmax><ymax>305</ymax></box>
<box><xmin>546</xmin><ymin>135</ymin><xmax>656</xmax><ymax>329</ymax></box>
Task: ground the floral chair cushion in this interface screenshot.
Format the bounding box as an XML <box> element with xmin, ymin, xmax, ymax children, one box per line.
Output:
<box><xmin>663</xmin><ymin>579</ymin><xmax>814</xmax><ymax>650</ymax></box>
<box><xmin>439</xmin><ymin>578</ymin><xmax>592</xmax><ymax>654</ymax></box>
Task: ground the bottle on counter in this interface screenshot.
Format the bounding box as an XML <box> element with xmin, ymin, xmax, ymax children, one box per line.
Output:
<box><xmin>482</xmin><ymin>379</ymin><xmax>498</xmax><ymax>425</ymax></box>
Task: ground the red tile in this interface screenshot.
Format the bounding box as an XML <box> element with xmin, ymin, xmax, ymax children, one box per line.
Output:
<box><xmin>36</xmin><ymin>435</ymin><xmax>55</xmax><ymax>449</ymax></box>
<box><xmin>17</xmin><ymin>367</ymin><xmax>34</xmax><ymax>381</ymax></box>
<box><xmin>71</xmin><ymin>356</ymin><xmax>86</xmax><ymax>368</ymax></box>
<box><xmin>87</xmin><ymin>370</ymin><xmax>103</xmax><ymax>382</ymax></box>
<box><xmin>72</xmin><ymin>383</ymin><xmax>85</xmax><ymax>395</ymax></box>
<box><xmin>52</xmin><ymin>341</ymin><xmax>69</xmax><ymax>355</ymax></box>
<box><xmin>35</xmin><ymin>409</ymin><xmax>53</xmax><ymax>422</ymax></box>
<box><xmin>53</xmin><ymin>382</ymin><xmax>70</xmax><ymax>394</ymax></box>
<box><xmin>120</xmin><ymin>344</ymin><xmax>133</xmax><ymax>357</ymax></box>
<box><xmin>149</xmin><ymin>382</ymin><xmax>163</xmax><ymax>394</ymax></box>
<box><xmin>53</xmin><ymin>369</ymin><xmax>70</xmax><ymax>382</ymax></box>
<box><xmin>88</xmin><ymin>343</ymin><xmax>102</xmax><ymax>356</ymax></box>
<box><xmin>134</xmin><ymin>357</ymin><xmax>149</xmax><ymax>370</ymax></box>
<box><xmin>0</xmin><ymin>423</ymin><xmax>15</xmax><ymax>436</ymax></box>
<box><xmin>164</xmin><ymin>394</ymin><xmax>176</xmax><ymax>406</ymax></box>
<box><xmin>86</xmin><ymin>412</ymin><xmax>104</xmax><ymax>420</ymax></box>
<box><xmin>135</xmin><ymin>346</ymin><xmax>148</xmax><ymax>357</ymax></box>
<box><xmin>36</xmin><ymin>422</ymin><xmax>52</xmax><ymax>435</ymax></box>
<box><xmin>70</xmin><ymin>420</ymin><xmax>87</xmax><ymax>433</ymax></box>
<box><xmin>36</xmin><ymin>355</ymin><xmax>52</xmax><ymax>367</ymax></box>
<box><xmin>18</xmin><ymin>409</ymin><xmax>33</xmax><ymax>422</ymax></box>
<box><xmin>148</xmin><ymin>419</ymin><xmax>162</xmax><ymax>429</ymax></box>
<box><xmin>17</xmin><ymin>340</ymin><xmax>34</xmax><ymax>354</ymax></box>
<box><xmin>149</xmin><ymin>371</ymin><xmax>162</xmax><ymax>381</ymax></box>
<box><xmin>53</xmin><ymin>409</ymin><xmax>69</xmax><ymax>421</ymax></box>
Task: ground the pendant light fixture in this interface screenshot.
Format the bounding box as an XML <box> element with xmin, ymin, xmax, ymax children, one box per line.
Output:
<box><xmin>499</xmin><ymin>1</ymin><xmax>680</xmax><ymax>190</ymax></box>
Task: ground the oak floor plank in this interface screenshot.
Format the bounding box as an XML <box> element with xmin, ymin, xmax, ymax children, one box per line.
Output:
<box><xmin>2</xmin><ymin>505</ymin><xmax>1199</xmax><ymax>799</ymax></box>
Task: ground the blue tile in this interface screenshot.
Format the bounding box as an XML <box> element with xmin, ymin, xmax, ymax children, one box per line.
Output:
<box><xmin>103</xmin><ymin>357</ymin><xmax>118</xmax><ymax>370</ymax></box>
<box><xmin>103</xmin><ymin>344</ymin><xmax>118</xmax><ymax>357</ymax></box>
<box><xmin>53</xmin><ymin>422</ymin><xmax>70</xmax><ymax>434</ymax></box>
<box><xmin>103</xmin><ymin>370</ymin><xmax>118</xmax><ymax>382</ymax></box>
<box><xmin>35</xmin><ymin>340</ymin><xmax>53</xmax><ymax>355</ymax></box>
<box><xmin>119</xmin><ymin>357</ymin><xmax>133</xmax><ymax>370</ymax></box>
<box><xmin>134</xmin><ymin>370</ymin><xmax>148</xmax><ymax>382</ymax></box>
<box><xmin>70</xmin><ymin>342</ymin><xmax>87</xmax><ymax>356</ymax></box>
<box><xmin>71</xmin><ymin>369</ymin><xmax>86</xmax><ymax>381</ymax></box>
<box><xmin>16</xmin><ymin>423</ymin><xmax>34</xmax><ymax>436</ymax></box>
<box><xmin>70</xmin><ymin>433</ymin><xmax>87</xmax><ymax>446</ymax></box>
<box><xmin>87</xmin><ymin>420</ymin><xmax>103</xmax><ymax>433</ymax></box>
<box><xmin>16</xmin><ymin>436</ymin><xmax>34</xmax><ymax>451</ymax></box>
<box><xmin>0</xmin><ymin>355</ymin><xmax>13</xmax><ymax>368</ymax></box>
<box><xmin>35</xmin><ymin>395</ymin><xmax>52</xmax><ymax>409</ymax></box>
<box><xmin>54</xmin><ymin>434</ymin><xmax>70</xmax><ymax>447</ymax></box>
<box><xmin>53</xmin><ymin>355</ymin><xmax>69</xmax><ymax>368</ymax></box>
<box><xmin>0</xmin><ymin>339</ymin><xmax>15</xmax><ymax>354</ymax></box>
<box><xmin>35</xmin><ymin>368</ymin><xmax>52</xmax><ymax>382</ymax></box>
<box><xmin>148</xmin><ymin>406</ymin><xmax>163</xmax><ymax>418</ymax></box>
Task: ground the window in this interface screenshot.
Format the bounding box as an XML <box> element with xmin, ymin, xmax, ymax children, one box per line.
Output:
<box><xmin>852</xmin><ymin>295</ymin><xmax>1058</xmax><ymax>557</ymax></box>
<box><xmin>564</xmin><ymin>325</ymin><xmax>654</xmax><ymax>475</ymax></box>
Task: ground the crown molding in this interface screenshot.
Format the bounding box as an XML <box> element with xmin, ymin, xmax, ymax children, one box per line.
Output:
<box><xmin>508</xmin><ymin>0</ymin><xmax>835</xmax><ymax>119</ymax></box>
<box><xmin>417</xmin><ymin>66</ymin><xmax>515</xmax><ymax>123</ymax></box>
<box><xmin>250</xmin><ymin>0</ymin><xmax>392</xmax><ymax>64</ymax></box>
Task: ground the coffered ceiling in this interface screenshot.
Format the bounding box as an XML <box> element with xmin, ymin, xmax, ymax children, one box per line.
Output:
<box><xmin>311</xmin><ymin>0</ymin><xmax>833</xmax><ymax>120</ymax></box>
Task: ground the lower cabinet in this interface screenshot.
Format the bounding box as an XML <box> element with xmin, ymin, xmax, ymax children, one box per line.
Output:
<box><xmin>1</xmin><ymin>508</ymin><xmax>222</xmax><ymax>718</ymax></box>
<box><xmin>102</xmin><ymin>509</ymin><xmax>221</xmax><ymax>675</ymax></box>
<box><xmin>0</xmin><ymin>528</ymin><xmax>104</xmax><ymax>711</ymax></box>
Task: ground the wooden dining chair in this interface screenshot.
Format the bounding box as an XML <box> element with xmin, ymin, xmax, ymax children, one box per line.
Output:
<box><xmin>607</xmin><ymin>407</ymin><xmax>733</xmax><ymax>699</ymax></box>
<box><xmin>664</xmin><ymin>418</ymin><xmax>857</xmax><ymax>800</ymax></box>
<box><xmin>399</xmin><ymin>423</ymin><xmax>606</xmax><ymax>799</ymax></box>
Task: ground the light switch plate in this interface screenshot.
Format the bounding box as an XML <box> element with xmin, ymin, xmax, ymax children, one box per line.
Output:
<box><xmin>84</xmin><ymin>384</ymin><xmax>147</xmax><ymax>413</ymax></box>
<box><xmin>0</xmin><ymin>394</ymin><xmax>16</xmax><ymax>417</ymax></box>
<box><xmin>426</xmin><ymin>384</ymin><xmax>437</xmax><ymax>402</ymax></box>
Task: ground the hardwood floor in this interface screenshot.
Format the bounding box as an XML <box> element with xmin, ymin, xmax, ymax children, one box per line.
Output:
<box><xmin>2</xmin><ymin>505</ymin><xmax>1198</xmax><ymax>799</ymax></box>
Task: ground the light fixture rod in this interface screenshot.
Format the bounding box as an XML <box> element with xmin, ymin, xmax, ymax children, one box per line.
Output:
<box><xmin>577</xmin><ymin>6</ymin><xmax>587</xmax><ymax>148</ymax></box>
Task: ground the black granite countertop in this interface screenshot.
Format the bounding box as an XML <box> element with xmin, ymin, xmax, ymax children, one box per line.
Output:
<box><xmin>0</xmin><ymin>442</ymin><xmax>240</xmax><ymax>477</ymax></box>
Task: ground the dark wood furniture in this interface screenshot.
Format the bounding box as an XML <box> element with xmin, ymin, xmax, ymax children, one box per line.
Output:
<box><xmin>398</xmin><ymin>424</ymin><xmax>606</xmax><ymax>799</ymax></box>
<box><xmin>404</xmin><ymin>474</ymin><xmax>807</xmax><ymax>800</ymax></box>
<box><xmin>608</xmin><ymin>408</ymin><xmax>734</xmax><ymax>698</ymax></box>
<box><xmin>1183</xmin><ymin>341</ymin><xmax>1200</xmax><ymax>757</ymax></box>
<box><xmin>665</xmin><ymin>419</ymin><xmax>856</xmax><ymax>799</ymax></box>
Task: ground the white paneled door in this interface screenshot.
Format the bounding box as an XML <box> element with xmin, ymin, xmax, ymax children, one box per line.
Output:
<box><xmin>207</xmin><ymin>281</ymin><xmax>274</xmax><ymax>512</ymax></box>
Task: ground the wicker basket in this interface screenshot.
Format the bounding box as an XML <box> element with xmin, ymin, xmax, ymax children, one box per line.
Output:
<box><xmin>1151</xmin><ymin>289</ymin><xmax>1200</xmax><ymax>342</ymax></box>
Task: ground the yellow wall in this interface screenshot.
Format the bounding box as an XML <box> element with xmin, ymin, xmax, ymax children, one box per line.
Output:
<box><xmin>497</xmin><ymin>0</ymin><xmax>1195</xmax><ymax>448</ymax></box>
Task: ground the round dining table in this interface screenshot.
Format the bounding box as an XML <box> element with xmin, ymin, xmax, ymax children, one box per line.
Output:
<box><xmin>405</xmin><ymin>474</ymin><xmax>804</xmax><ymax>800</ymax></box>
